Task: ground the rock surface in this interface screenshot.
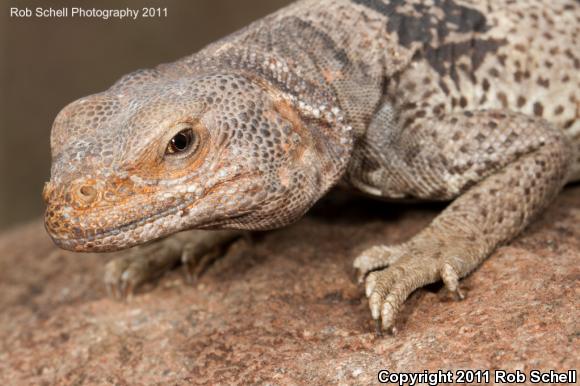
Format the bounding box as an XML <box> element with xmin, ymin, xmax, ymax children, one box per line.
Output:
<box><xmin>1</xmin><ymin>187</ymin><xmax>579</xmax><ymax>385</ymax></box>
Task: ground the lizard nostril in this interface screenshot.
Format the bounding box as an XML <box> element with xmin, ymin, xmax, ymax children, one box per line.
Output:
<box><xmin>67</xmin><ymin>178</ymin><xmax>102</xmax><ymax>208</ymax></box>
<box><xmin>77</xmin><ymin>184</ymin><xmax>98</xmax><ymax>203</ymax></box>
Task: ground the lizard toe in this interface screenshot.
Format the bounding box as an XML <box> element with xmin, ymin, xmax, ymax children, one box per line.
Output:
<box><xmin>181</xmin><ymin>244</ymin><xmax>222</xmax><ymax>284</ymax></box>
<box><xmin>440</xmin><ymin>261</ymin><xmax>466</xmax><ymax>300</ymax></box>
<box><xmin>180</xmin><ymin>230</ymin><xmax>247</xmax><ymax>284</ymax></box>
<box><xmin>104</xmin><ymin>255</ymin><xmax>133</xmax><ymax>300</ymax></box>
<box><xmin>104</xmin><ymin>243</ymin><xmax>179</xmax><ymax>300</ymax></box>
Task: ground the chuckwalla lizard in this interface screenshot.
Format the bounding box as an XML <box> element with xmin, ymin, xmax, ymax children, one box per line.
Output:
<box><xmin>44</xmin><ymin>0</ymin><xmax>579</xmax><ymax>333</ymax></box>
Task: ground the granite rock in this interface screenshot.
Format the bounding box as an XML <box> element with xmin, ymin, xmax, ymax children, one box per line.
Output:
<box><xmin>0</xmin><ymin>187</ymin><xmax>578</xmax><ymax>385</ymax></box>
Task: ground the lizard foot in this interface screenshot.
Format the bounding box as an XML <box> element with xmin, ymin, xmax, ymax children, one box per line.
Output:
<box><xmin>104</xmin><ymin>230</ymin><xmax>243</xmax><ymax>300</ymax></box>
<box><xmin>180</xmin><ymin>230</ymin><xmax>249</xmax><ymax>284</ymax></box>
<box><xmin>353</xmin><ymin>111</ymin><xmax>571</xmax><ymax>334</ymax></box>
<box><xmin>356</xmin><ymin>235</ymin><xmax>472</xmax><ymax>333</ymax></box>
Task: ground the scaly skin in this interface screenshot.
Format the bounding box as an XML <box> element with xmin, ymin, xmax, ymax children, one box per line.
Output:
<box><xmin>44</xmin><ymin>0</ymin><xmax>579</xmax><ymax>333</ymax></box>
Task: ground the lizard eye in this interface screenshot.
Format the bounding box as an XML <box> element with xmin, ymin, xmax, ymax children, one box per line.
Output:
<box><xmin>166</xmin><ymin>128</ymin><xmax>197</xmax><ymax>155</ymax></box>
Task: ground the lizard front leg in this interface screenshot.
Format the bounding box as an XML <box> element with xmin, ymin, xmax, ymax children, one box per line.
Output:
<box><xmin>104</xmin><ymin>229</ymin><xmax>244</xmax><ymax>299</ymax></box>
<box><xmin>352</xmin><ymin>110</ymin><xmax>573</xmax><ymax>333</ymax></box>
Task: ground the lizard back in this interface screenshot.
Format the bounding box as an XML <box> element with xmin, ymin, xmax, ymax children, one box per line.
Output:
<box><xmin>164</xmin><ymin>0</ymin><xmax>579</xmax><ymax>182</ymax></box>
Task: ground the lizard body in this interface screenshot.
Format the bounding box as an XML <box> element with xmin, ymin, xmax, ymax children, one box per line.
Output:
<box><xmin>44</xmin><ymin>0</ymin><xmax>579</xmax><ymax>331</ymax></box>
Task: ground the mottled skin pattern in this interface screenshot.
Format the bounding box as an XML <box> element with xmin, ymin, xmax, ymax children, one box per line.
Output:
<box><xmin>44</xmin><ymin>0</ymin><xmax>579</xmax><ymax>332</ymax></box>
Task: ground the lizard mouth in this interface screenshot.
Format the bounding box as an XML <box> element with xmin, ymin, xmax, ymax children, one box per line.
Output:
<box><xmin>50</xmin><ymin>204</ymin><xmax>251</xmax><ymax>252</ymax></box>
<box><xmin>47</xmin><ymin>198</ymin><xmax>195</xmax><ymax>252</ymax></box>
<box><xmin>46</xmin><ymin>174</ymin><xmax>259</xmax><ymax>252</ymax></box>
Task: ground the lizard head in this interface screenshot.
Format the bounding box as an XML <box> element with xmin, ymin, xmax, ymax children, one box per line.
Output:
<box><xmin>44</xmin><ymin>69</ymin><xmax>353</xmax><ymax>252</ymax></box>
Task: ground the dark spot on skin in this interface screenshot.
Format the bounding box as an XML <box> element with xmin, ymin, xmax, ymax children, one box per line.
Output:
<box><xmin>533</xmin><ymin>102</ymin><xmax>544</xmax><ymax>117</ymax></box>
<box><xmin>536</xmin><ymin>77</ymin><xmax>550</xmax><ymax>88</ymax></box>
<box><xmin>459</xmin><ymin>97</ymin><xmax>468</xmax><ymax>108</ymax></box>
<box><xmin>517</xmin><ymin>96</ymin><xmax>526</xmax><ymax>108</ymax></box>
<box><xmin>488</xmin><ymin>67</ymin><xmax>500</xmax><ymax>77</ymax></box>
<box><xmin>401</xmin><ymin>102</ymin><xmax>418</xmax><ymax>111</ymax></box>
<box><xmin>433</xmin><ymin>103</ymin><xmax>445</xmax><ymax>116</ymax></box>
<box><xmin>470</xmin><ymin>72</ymin><xmax>478</xmax><ymax>84</ymax></box>
<box><xmin>415</xmin><ymin>110</ymin><xmax>426</xmax><ymax>118</ymax></box>
<box><xmin>564</xmin><ymin>49</ymin><xmax>577</xmax><ymax>63</ymax></box>
<box><xmin>488</xmin><ymin>121</ymin><xmax>498</xmax><ymax>129</ymax></box>
<box><xmin>482</xmin><ymin>78</ymin><xmax>490</xmax><ymax>91</ymax></box>
<box><xmin>554</xmin><ymin>105</ymin><xmax>564</xmax><ymax>115</ymax></box>
<box><xmin>422</xmin><ymin>89</ymin><xmax>436</xmax><ymax>99</ymax></box>
<box><xmin>439</xmin><ymin>80</ymin><xmax>450</xmax><ymax>95</ymax></box>
<box><xmin>406</xmin><ymin>81</ymin><xmax>417</xmax><ymax>92</ymax></box>
<box><xmin>497</xmin><ymin>54</ymin><xmax>507</xmax><ymax>66</ymax></box>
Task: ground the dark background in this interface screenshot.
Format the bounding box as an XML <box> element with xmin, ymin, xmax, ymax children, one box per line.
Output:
<box><xmin>0</xmin><ymin>0</ymin><xmax>292</xmax><ymax>230</ymax></box>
